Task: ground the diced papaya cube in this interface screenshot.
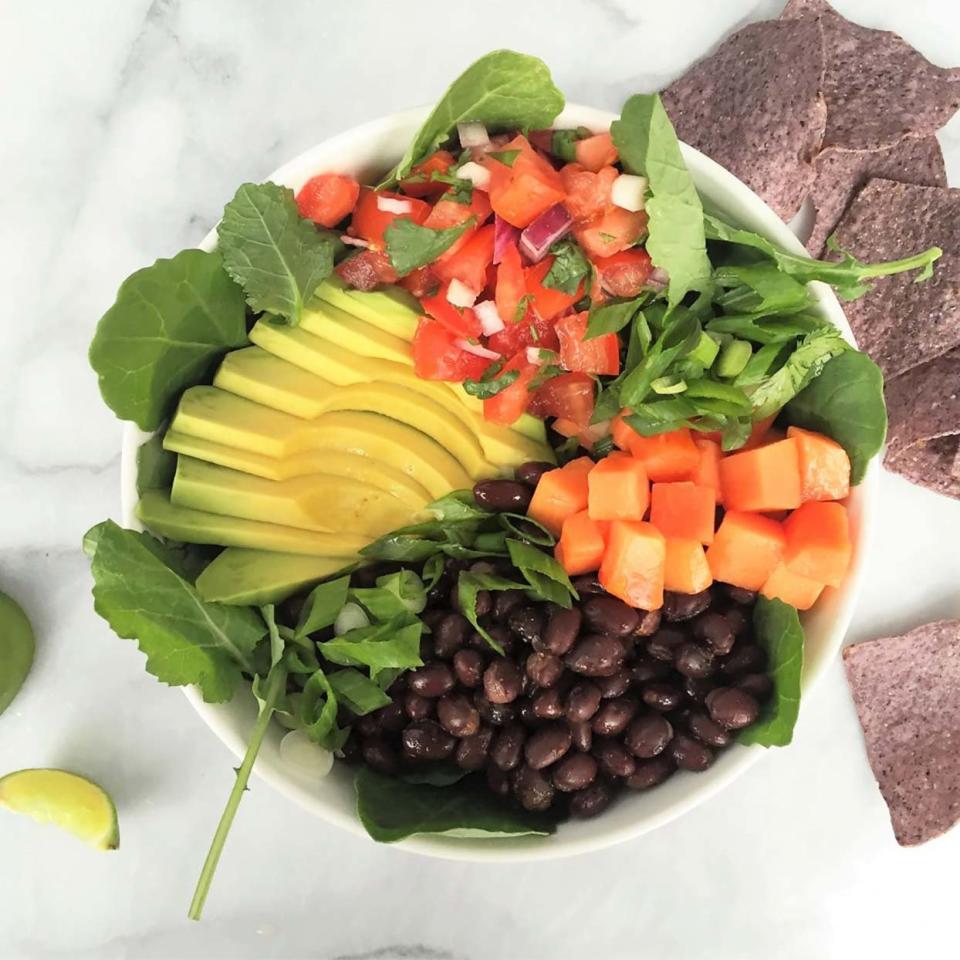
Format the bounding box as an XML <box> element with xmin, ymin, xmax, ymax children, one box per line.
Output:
<box><xmin>761</xmin><ymin>562</ymin><xmax>824</xmax><ymax>611</ymax></box>
<box><xmin>611</xmin><ymin>411</ymin><xmax>639</xmax><ymax>454</ymax></box>
<box><xmin>555</xmin><ymin>509</ymin><xmax>606</xmax><ymax>576</ymax></box>
<box><xmin>630</xmin><ymin>427</ymin><xmax>701</xmax><ymax>482</ymax></box>
<box><xmin>527</xmin><ymin>457</ymin><xmax>593</xmax><ymax>536</ymax></box>
<box><xmin>599</xmin><ymin>520</ymin><xmax>666</xmax><ymax>611</ymax></box>
<box><xmin>783</xmin><ymin>501</ymin><xmax>851</xmax><ymax>587</ymax></box>
<box><xmin>650</xmin><ymin>482</ymin><xmax>716</xmax><ymax>545</ymax></box>
<box><xmin>663</xmin><ymin>538</ymin><xmax>713</xmax><ymax>594</ymax></box>
<box><xmin>588</xmin><ymin>456</ymin><xmax>649</xmax><ymax>521</ymax></box>
<box><xmin>719</xmin><ymin>437</ymin><xmax>802</xmax><ymax>512</ymax></box>
<box><xmin>706</xmin><ymin>511</ymin><xmax>785</xmax><ymax>590</ymax></box>
<box><xmin>692</xmin><ymin>438</ymin><xmax>723</xmax><ymax>505</ymax></box>
<box><xmin>786</xmin><ymin>426</ymin><xmax>851</xmax><ymax>502</ymax></box>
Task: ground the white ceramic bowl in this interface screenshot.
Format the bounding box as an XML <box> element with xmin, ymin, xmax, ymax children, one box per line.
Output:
<box><xmin>120</xmin><ymin>104</ymin><xmax>877</xmax><ymax>861</ymax></box>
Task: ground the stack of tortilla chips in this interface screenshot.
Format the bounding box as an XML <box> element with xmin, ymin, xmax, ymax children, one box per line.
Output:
<box><xmin>663</xmin><ymin>0</ymin><xmax>960</xmax><ymax>499</ymax></box>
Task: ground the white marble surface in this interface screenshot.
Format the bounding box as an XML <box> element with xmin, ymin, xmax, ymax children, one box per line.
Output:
<box><xmin>2</xmin><ymin>0</ymin><xmax>960</xmax><ymax>957</ymax></box>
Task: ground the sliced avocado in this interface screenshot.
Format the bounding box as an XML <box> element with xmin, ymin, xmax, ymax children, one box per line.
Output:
<box><xmin>171</xmin><ymin>456</ymin><xmax>420</xmax><ymax>537</ymax></box>
<box><xmin>302</xmin><ymin>306</ymin><xmax>415</xmax><ymax>366</ymax></box>
<box><xmin>313</xmin><ymin>279</ymin><xmax>420</xmax><ymax>341</ymax></box>
<box><xmin>163</xmin><ymin>409</ymin><xmax>472</xmax><ymax>497</ymax></box>
<box><xmin>137</xmin><ymin>490</ymin><xmax>366</xmax><ymax>556</ymax></box>
<box><xmin>196</xmin><ymin>548</ymin><xmax>355</xmax><ymax>605</ymax></box>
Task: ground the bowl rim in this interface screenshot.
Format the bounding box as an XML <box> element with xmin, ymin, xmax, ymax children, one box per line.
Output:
<box><xmin>119</xmin><ymin>102</ymin><xmax>878</xmax><ymax>861</ymax></box>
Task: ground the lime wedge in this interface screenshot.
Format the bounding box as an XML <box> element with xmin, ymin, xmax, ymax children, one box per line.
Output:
<box><xmin>0</xmin><ymin>769</ymin><xmax>119</xmax><ymax>850</ymax></box>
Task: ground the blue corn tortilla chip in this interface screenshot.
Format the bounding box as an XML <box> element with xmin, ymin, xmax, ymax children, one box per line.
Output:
<box><xmin>783</xmin><ymin>0</ymin><xmax>960</xmax><ymax>150</ymax></box>
<box><xmin>843</xmin><ymin>620</ymin><xmax>960</xmax><ymax>846</ymax></box>
<box><xmin>662</xmin><ymin>19</ymin><xmax>826</xmax><ymax>220</ymax></box>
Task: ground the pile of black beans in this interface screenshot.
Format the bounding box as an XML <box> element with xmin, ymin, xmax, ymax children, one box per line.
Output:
<box><xmin>342</xmin><ymin>464</ymin><xmax>773</xmax><ymax>820</ymax></box>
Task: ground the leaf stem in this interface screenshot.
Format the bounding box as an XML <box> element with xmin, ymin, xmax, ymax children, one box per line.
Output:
<box><xmin>188</xmin><ymin>666</ymin><xmax>287</xmax><ymax>921</ymax></box>
<box><xmin>858</xmin><ymin>245</ymin><xmax>942</xmax><ymax>280</ymax></box>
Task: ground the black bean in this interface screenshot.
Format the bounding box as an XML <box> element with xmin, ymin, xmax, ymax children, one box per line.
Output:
<box><xmin>631</xmin><ymin>658</ymin><xmax>671</xmax><ymax>684</ymax></box>
<box><xmin>432</xmin><ymin>613</ymin><xmax>470</xmax><ymax>659</ymax></box>
<box><xmin>401</xmin><ymin>720</ymin><xmax>456</xmax><ymax>761</ymax></box>
<box><xmin>437</xmin><ymin>693</ymin><xmax>480</xmax><ymax>738</ymax></box>
<box><xmin>537</xmin><ymin>606</ymin><xmax>582</xmax><ymax>656</ymax></box>
<box><xmin>483</xmin><ymin>657</ymin><xmax>523</xmax><ymax>704</ymax></box>
<box><xmin>486</xmin><ymin>763</ymin><xmax>512</xmax><ymax>799</ymax></box>
<box><xmin>625</xmin><ymin>714</ymin><xmax>674</xmax><ymax>758</ymax></box>
<box><xmin>674</xmin><ymin>641</ymin><xmax>716</xmax><ymax>679</ymax></box>
<box><xmin>565</xmin><ymin>634</ymin><xmax>624</xmax><ymax>677</ymax></box>
<box><xmin>490</xmin><ymin>723</ymin><xmax>527</xmax><ymax>771</ymax></box>
<box><xmin>493</xmin><ymin>589</ymin><xmax>526</xmax><ymax>620</ymax></box>
<box><xmin>634</xmin><ymin>608</ymin><xmax>663</xmax><ymax>637</ymax></box>
<box><xmin>736</xmin><ymin>673</ymin><xmax>773</xmax><ymax>701</ymax></box>
<box><xmin>513</xmin><ymin>765</ymin><xmax>555</xmax><ymax>812</ymax></box>
<box><xmin>569</xmin><ymin>779</ymin><xmax>614</xmax><ymax>818</ymax></box>
<box><xmin>532</xmin><ymin>687</ymin><xmax>565</xmax><ymax>720</ymax></box>
<box><xmin>421</xmin><ymin>607</ymin><xmax>447</xmax><ymax>633</ymax></box>
<box><xmin>473</xmin><ymin>625</ymin><xmax>513</xmax><ymax>656</ymax></box>
<box><xmin>425</xmin><ymin>576</ymin><xmax>452</xmax><ymax>607</ymax></box>
<box><xmin>525</xmin><ymin>723</ymin><xmax>573</xmax><ymax>769</ymax></box>
<box><xmin>408</xmin><ymin>663</ymin><xmax>455</xmax><ymax>698</ymax></box>
<box><xmin>592</xmin><ymin>698</ymin><xmax>638</xmax><ymax>736</ymax></box>
<box><xmin>693</xmin><ymin>612</ymin><xmax>735</xmax><ymax>655</ymax></box>
<box><xmin>374</xmin><ymin>700</ymin><xmax>407</xmax><ymax>733</ymax></box>
<box><xmin>670</xmin><ymin>733</ymin><xmax>714</xmax><ymax>771</ymax></box>
<box><xmin>517</xmin><ymin>696</ymin><xmax>545</xmax><ymax>728</ymax></box>
<box><xmin>725</xmin><ymin>585</ymin><xmax>757</xmax><ymax>605</ymax></box>
<box><xmin>473</xmin><ymin>692</ymin><xmax>516</xmax><ymax>726</ymax></box>
<box><xmin>565</xmin><ymin>682</ymin><xmax>602</xmax><ymax>725</ymax></box>
<box><xmin>452</xmin><ymin>649</ymin><xmax>485</xmax><ymax>688</ymax></box>
<box><xmin>508</xmin><ymin>606</ymin><xmax>546</xmax><ymax>646</ymax></box>
<box><xmin>721</xmin><ymin>644</ymin><xmax>767</xmax><ymax>676</ymax></box>
<box><xmin>641</xmin><ymin>683</ymin><xmax>682</xmax><ymax>712</ymax></box>
<box><xmin>473</xmin><ymin>478</ymin><xmax>533</xmax><ymax>512</ymax></box>
<box><xmin>455</xmin><ymin>728</ymin><xmax>493</xmax><ymax>770</ymax></box>
<box><xmin>473</xmin><ymin>590</ymin><xmax>493</xmax><ymax>617</ymax></box>
<box><xmin>552</xmin><ymin>752</ymin><xmax>598</xmax><ymax>792</ymax></box>
<box><xmin>646</xmin><ymin>627</ymin><xmax>686</xmax><ymax>661</ymax></box>
<box><xmin>687</xmin><ymin>712</ymin><xmax>731</xmax><ymax>748</ymax></box>
<box><xmin>596</xmin><ymin>668</ymin><xmax>632</xmax><ymax>698</ymax></box>
<box><xmin>582</xmin><ymin>595</ymin><xmax>640</xmax><ymax>637</ymax></box>
<box><xmin>706</xmin><ymin>687</ymin><xmax>760</xmax><ymax>730</ymax></box>
<box><xmin>361</xmin><ymin>737</ymin><xmax>399</xmax><ymax>775</ymax></box>
<box><xmin>683</xmin><ymin>676</ymin><xmax>717</xmax><ymax>703</ymax></box>
<box><xmin>626</xmin><ymin>757</ymin><xmax>675</xmax><ymax>790</ymax></box>
<box><xmin>516</xmin><ymin>460</ymin><xmax>555</xmax><ymax>487</ymax></box>
<box><xmin>571</xmin><ymin>575</ymin><xmax>605</xmax><ymax>595</ymax></box>
<box><xmin>570</xmin><ymin>719</ymin><xmax>593</xmax><ymax>753</ymax></box>
<box><xmin>594</xmin><ymin>739</ymin><xmax>636</xmax><ymax>778</ymax></box>
<box><xmin>356</xmin><ymin>714</ymin><xmax>380</xmax><ymax>738</ymax></box>
<box><xmin>723</xmin><ymin>606</ymin><xmax>749</xmax><ymax>637</ymax></box>
<box><xmin>526</xmin><ymin>651</ymin><xmax>564</xmax><ymax>688</ymax></box>
<box><xmin>663</xmin><ymin>589</ymin><xmax>711</xmax><ymax>622</ymax></box>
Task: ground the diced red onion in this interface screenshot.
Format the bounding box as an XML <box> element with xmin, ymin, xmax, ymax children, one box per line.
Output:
<box><xmin>528</xmin><ymin>129</ymin><xmax>555</xmax><ymax>154</ymax></box>
<box><xmin>493</xmin><ymin>215</ymin><xmax>520</xmax><ymax>264</ymax></box>
<box><xmin>457</xmin><ymin>161</ymin><xmax>491</xmax><ymax>190</ymax></box>
<box><xmin>446</xmin><ymin>278</ymin><xmax>478</xmax><ymax>308</ymax></box>
<box><xmin>340</xmin><ymin>235</ymin><xmax>370</xmax><ymax>248</ymax></box>
<box><xmin>376</xmin><ymin>196</ymin><xmax>413</xmax><ymax>214</ymax></box>
<box><xmin>457</xmin><ymin>122</ymin><xmax>490</xmax><ymax>148</ymax></box>
<box><xmin>474</xmin><ymin>300</ymin><xmax>505</xmax><ymax>336</ymax></box>
<box><xmin>455</xmin><ymin>339</ymin><xmax>501</xmax><ymax>361</ymax></box>
<box><xmin>519</xmin><ymin>204</ymin><xmax>572</xmax><ymax>262</ymax></box>
<box><xmin>648</xmin><ymin>266</ymin><xmax>669</xmax><ymax>291</ymax></box>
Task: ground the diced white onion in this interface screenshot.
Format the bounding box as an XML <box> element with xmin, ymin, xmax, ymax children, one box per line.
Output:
<box><xmin>611</xmin><ymin>174</ymin><xmax>648</xmax><ymax>212</ymax></box>
<box><xmin>340</xmin><ymin>235</ymin><xmax>370</xmax><ymax>248</ymax></box>
<box><xmin>526</xmin><ymin>346</ymin><xmax>545</xmax><ymax>365</ymax></box>
<box><xmin>446</xmin><ymin>278</ymin><xmax>479</xmax><ymax>308</ymax></box>
<box><xmin>457</xmin><ymin>122</ymin><xmax>490</xmax><ymax>148</ymax></box>
<box><xmin>279</xmin><ymin>729</ymin><xmax>334</xmax><ymax>779</ymax></box>
<box><xmin>455</xmin><ymin>339</ymin><xmax>501</xmax><ymax>360</ymax></box>
<box><xmin>474</xmin><ymin>300</ymin><xmax>505</xmax><ymax>336</ymax></box>
<box><xmin>334</xmin><ymin>601</ymin><xmax>370</xmax><ymax>636</ymax></box>
<box><xmin>456</xmin><ymin>161</ymin><xmax>491</xmax><ymax>190</ymax></box>
<box><xmin>376</xmin><ymin>196</ymin><xmax>414</xmax><ymax>214</ymax></box>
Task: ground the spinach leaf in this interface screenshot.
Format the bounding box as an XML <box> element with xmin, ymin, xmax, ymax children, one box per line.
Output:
<box><xmin>0</xmin><ymin>591</ymin><xmax>35</xmax><ymax>717</ymax></box>
<box><xmin>218</xmin><ymin>182</ymin><xmax>339</xmax><ymax>324</ymax></box>
<box><xmin>89</xmin><ymin>249</ymin><xmax>247</xmax><ymax>431</ymax></box>
<box><xmin>355</xmin><ymin>768</ymin><xmax>556</xmax><ymax>842</ymax></box>
<box><xmin>294</xmin><ymin>576</ymin><xmax>350</xmax><ymax>639</ymax></box>
<box><xmin>497</xmin><ymin>513</ymin><xmax>556</xmax><ymax>547</ymax></box>
<box><xmin>136</xmin><ymin>433</ymin><xmax>177</xmax><ymax>494</ymax></box>
<box><xmin>585</xmin><ymin>296</ymin><xmax>645</xmax><ymax>340</ymax></box>
<box><xmin>385</xmin><ymin>218</ymin><xmax>474</xmax><ymax>276</ymax></box>
<box><xmin>611</xmin><ymin>95</ymin><xmax>712</xmax><ymax>310</ymax></box>
<box><xmin>506</xmin><ymin>539</ymin><xmax>576</xmax><ymax>608</ymax></box>
<box><xmin>400</xmin><ymin>763</ymin><xmax>470</xmax><ymax>787</ymax></box>
<box><xmin>299</xmin><ymin>668</ymin><xmax>347</xmax><ymax>750</ymax></box>
<box><xmin>735</xmin><ymin>342</ymin><xmax>792</xmax><ymax>388</ymax></box>
<box><xmin>783</xmin><ymin>350</ymin><xmax>887</xmax><ymax>485</ymax></box>
<box><xmin>386</xmin><ymin>50</ymin><xmax>564</xmax><ymax>183</ymax></box>
<box><xmin>713</xmin><ymin>264</ymin><xmax>811</xmax><ymax>316</ymax></box>
<box><xmin>543</xmin><ymin>239</ymin><xmax>591</xmax><ymax>295</ymax></box>
<box><xmin>738</xmin><ymin>597</ymin><xmax>804</xmax><ymax>747</ymax></box>
<box><xmin>426</xmin><ymin>491</ymin><xmax>492</xmax><ymax>522</ymax></box>
<box><xmin>86</xmin><ymin>521</ymin><xmax>265</xmax><ymax>703</ymax></box>
<box><xmin>352</xmin><ymin>570</ymin><xmax>427</xmax><ymax>620</ymax></box>
<box><xmin>318</xmin><ymin>616</ymin><xmax>423</xmax><ymax>678</ymax></box>
<box><xmin>706</xmin><ymin>312</ymin><xmax>828</xmax><ymax>345</ymax></box>
<box><xmin>457</xmin><ymin>572</ymin><xmax>529</xmax><ymax>652</ymax></box>
<box><xmin>328</xmin><ymin>668</ymin><xmax>392</xmax><ymax>716</ymax></box>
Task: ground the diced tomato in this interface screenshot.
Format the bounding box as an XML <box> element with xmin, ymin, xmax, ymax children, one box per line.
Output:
<box><xmin>350</xmin><ymin>188</ymin><xmax>431</xmax><ymax>247</ymax></box>
<box><xmin>419</xmin><ymin>285</ymin><xmax>482</xmax><ymax>338</ymax></box>
<box><xmin>574</xmin><ymin>132</ymin><xmax>618</xmax><ymax>172</ymax></box>
<box><xmin>574</xmin><ymin>207</ymin><xmax>649</xmax><ymax>258</ymax></box>
<box><xmin>528</xmin><ymin>372</ymin><xmax>596</xmax><ymax>429</ymax></box>
<box><xmin>399</xmin><ymin>265</ymin><xmax>440</xmax><ymax>299</ymax></box>
<box><xmin>412</xmin><ymin>318</ymin><xmax>490</xmax><ymax>381</ymax></box>
<box><xmin>560</xmin><ymin>164</ymin><xmax>618</xmax><ymax>222</ymax></box>
<box><xmin>434</xmin><ymin>224</ymin><xmax>495</xmax><ymax>292</ymax></box>
<box><xmin>491</xmin><ymin>172</ymin><xmax>567</xmax><ymax>229</ymax></box>
<box><xmin>500</xmin><ymin>134</ymin><xmax>564</xmax><ymax>190</ymax></box>
<box><xmin>295</xmin><ymin>173</ymin><xmax>360</xmax><ymax>228</ymax></box>
<box><xmin>400</xmin><ymin>150</ymin><xmax>455</xmax><ymax>198</ymax></box>
<box><xmin>495</xmin><ymin>244</ymin><xmax>526</xmax><ymax>326</ymax></box>
<box><xmin>425</xmin><ymin>190</ymin><xmax>493</xmax><ymax>230</ymax></box>
<box><xmin>335</xmin><ymin>249</ymin><xmax>398</xmax><ymax>291</ymax></box>
<box><xmin>593</xmin><ymin>248</ymin><xmax>654</xmax><ymax>298</ymax></box>
<box><xmin>555</xmin><ymin>311</ymin><xmax>620</xmax><ymax>376</ymax></box>
<box><xmin>484</xmin><ymin>352</ymin><xmax>539</xmax><ymax>425</ymax></box>
<box><xmin>486</xmin><ymin>307</ymin><xmax>559</xmax><ymax>356</ymax></box>
<box><xmin>525</xmin><ymin>258</ymin><xmax>585</xmax><ymax>321</ymax></box>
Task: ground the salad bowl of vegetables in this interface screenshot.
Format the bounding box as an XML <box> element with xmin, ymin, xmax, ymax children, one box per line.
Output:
<box><xmin>89</xmin><ymin>51</ymin><xmax>939</xmax><ymax>917</ymax></box>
